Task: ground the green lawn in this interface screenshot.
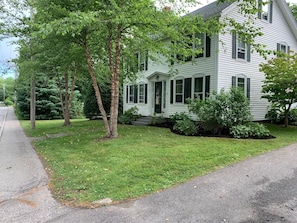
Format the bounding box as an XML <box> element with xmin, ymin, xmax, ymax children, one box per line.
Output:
<box><xmin>21</xmin><ymin>119</ymin><xmax>297</xmax><ymax>207</ymax></box>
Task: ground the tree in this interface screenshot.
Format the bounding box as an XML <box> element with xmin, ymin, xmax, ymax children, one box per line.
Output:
<box><xmin>34</xmin><ymin>0</ymin><xmax>262</xmax><ymax>139</ymax></box>
<box><xmin>260</xmin><ymin>51</ymin><xmax>297</xmax><ymax>127</ymax></box>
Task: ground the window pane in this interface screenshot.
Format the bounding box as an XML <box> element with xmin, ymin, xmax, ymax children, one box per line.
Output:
<box><xmin>175</xmin><ymin>95</ymin><xmax>182</xmax><ymax>103</ymax></box>
<box><xmin>176</xmin><ymin>80</ymin><xmax>183</xmax><ymax>93</ymax></box>
<box><xmin>237</xmin><ymin>78</ymin><xmax>245</xmax><ymax>89</ymax></box>
<box><xmin>129</xmin><ymin>86</ymin><xmax>134</xmax><ymax>102</ymax></box>
<box><xmin>194</xmin><ymin>77</ymin><xmax>203</xmax><ymax>92</ymax></box>
<box><xmin>139</xmin><ymin>84</ymin><xmax>144</xmax><ymax>103</ymax></box>
<box><xmin>237</xmin><ymin>38</ymin><xmax>246</xmax><ymax>59</ymax></box>
<box><xmin>175</xmin><ymin>79</ymin><xmax>183</xmax><ymax>103</ymax></box>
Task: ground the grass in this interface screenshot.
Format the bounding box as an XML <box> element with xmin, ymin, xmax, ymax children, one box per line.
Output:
<box><xmin>21</xmin><ymin>119</ymin><xmax>297</xmax><ymax>207</ymax></box>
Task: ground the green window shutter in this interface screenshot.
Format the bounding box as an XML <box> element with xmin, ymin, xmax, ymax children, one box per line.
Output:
<box><xmin>126</xmin><ymin>86</ymin><xmax>129</xmax><ymax>103</ymax></box>
<box><xmin>145</xmin><ymin>84</ymin><xmax>148</xmax><ymax>104</ymax></box>
<box><xmin>247</xmin><ymin>44</ymin><xmax>251</xmax><ymax>62</ymax></box>
<box><xmin>232</xmin><ymin>32</ymin><xmax>236</xmax><ymax>59</ymax></box>
<box><xmin>206</xmin><ymin>35</ymin><xmax>211</xmax><ymax>57</ymax></box>
<box><xmin>145</xmin><ymin>50</ymin><xmax>148</xmax><ymax>71</ymax></box>
<box><xmin>269</xmin><ymin>1</ymin><xmax>273</xmax><ymax>23</ymax></box>
<box><xmin>258</xmin><ymin>0</ymin><xmax>262</xmax><ymax>19</ymax></box>
<box><xmin>134</xmin><ymin>85</ymin><xmax>138</xmax><ymax>103</ymax></box>
<box><xmin>287</xmin><ymin>46</ymin><xmax>290</xmax><ymax>54</ymax></box>
<box><xmin>205</xmin><ymin>76</ymin><xmax>210</xmax><ymax>97</ymax></box>
<box><xmin>247</xmin><ymin>78</ymin><xmax>251</xmax><ymax>99</ymax></box>
<box><xmin>184</xmin><ymin>78</ymin><xmax>192</xmax><ymax>103</ymax></box>
<box><xmin>170</xmin><ymin>80</ymin><xmax>173</xmax><ymax>104</ymax></box>
<box><xmin>277</xmin><ymin>43</ymin><xmax>280</xmax><ymax>51</ymax></box>
<box><xmin>232</xmin><ymin>76</ymin><xmax>236</xmax><ymax>87</ymax></box>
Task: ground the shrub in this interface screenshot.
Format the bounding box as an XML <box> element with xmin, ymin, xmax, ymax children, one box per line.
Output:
<box><xmin>170</xmin><ymin>112</ymin><xmax>191</xmax><ymax>123</ymax></box>
<box><xmin>288</xmin><ymin>108</ymin><xmax>297</xmax><ymax>125</ymax></box>
<box><xmin>265</xmin><ymin>104</ymin><xmax>284</xmax><ymax>124</ymax></box>
<box><xmin>230</xmin><ymin>123</ymin><xmax>270</xmax><ymax>139</ymax></box>
<box><xmin>173</xmin><ymin>118</ymin><xmax>197</xmax><ymax>136</ymax></box>
<box><xmin>188</xmin><ymin>88</ymin><xmax>252</xmax><ymax>134</ymax></box>
<box><xmin>118</xmin><ymin>106</ymin><xmax>141</xmax><ymax>124</ymax></box>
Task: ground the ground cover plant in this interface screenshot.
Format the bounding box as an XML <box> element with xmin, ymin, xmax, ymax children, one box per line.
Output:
<box><xmin>22</xmin><ymin>119</ymin><xmax>297</xmax><ymax>207</ymax></box>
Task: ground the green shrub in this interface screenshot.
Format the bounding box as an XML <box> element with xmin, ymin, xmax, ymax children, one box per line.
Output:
<box><xmin>173</xmin><ymin>118</ymin><xmax>197</xmax><ymax>136</ymax></box>
<box><xmin>188</xmin><ymin>88</ymin><xmax>252</xmax><ymax>134</ymax></box>
<box><xmin>230</xmin><ymin>123</ymin><xmax>270</xmax><ymax>139</ymax></box>
<box><xmin>265</xmin><ymin>104</ymin><xmax>284</xmax><ymax>124</ymax></box>
<box><xmin>170</xmin><ymin>112</ymin><xmax>191</xmax><ymax>123</ymax></box>
<box><xmin>118</xmin><ymin>106</ymin><xmax>141</xmax><ymax>124</ymax></box>
<box><xmin>289</xmin><ymin>108</ymin><xmax>297</xmax><ymax>125</ymax></box>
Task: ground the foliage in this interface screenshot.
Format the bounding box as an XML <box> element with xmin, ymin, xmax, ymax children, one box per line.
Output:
<box><xmin>83</xmin><ymin>79</ymin><xmax>111</xmax><ymax>119</ymax></box>
<box><xmin>173</xmin><ymin>118</ymin><xmax>197</xmax><ymax>136</ymax></box>
<box><xmin>30</xmin><ymin>0</ymin><xmax>264</xmax><ymax>138</ymax></box>
<box><xmin>170</xmin><ymin>112</ymin><xmax>191</xmax><ymax>123</ymax></box>
<box><xmin>188</xmin><ymin>88</ymin><xmax>252</xmax><ymax>134</ymax></box>
<box><xmin>21</xmin><ymin>119</ymin><xmax>297</xmax><ymax>205</ymax></box>
<box><xmin>230</xmin><ymin>123</ymin><xmax>270</xmax><ymax>139</ymax></box>
<box><xmin>260</xmin><ymin>51</ymin><xmax>297</xmax><ymax>127</ymax></box>
<box><xmin>288</xmin><ymin>108</ymin><xmax>297</xmax><ymax>125</ymax></box>
<box><xmin>118</xmin><ymin>106</ymin><xmax>141</xmax><ymax>124</ymax></box>
<box><xmin>0</xmin><ymin>77</ymin><xmax>15</xmax><ymax>103</ymax></box>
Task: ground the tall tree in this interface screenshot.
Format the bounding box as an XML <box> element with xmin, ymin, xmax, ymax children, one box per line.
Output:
<box><xmin>260</xmin><ymin>51</ymin><xmax>297</xmax><ymax>127</ymax></box>
<box><xmin>33</xmin><ymin>0</ymin><xmax>263</xmax><ymax>139</ymax></box>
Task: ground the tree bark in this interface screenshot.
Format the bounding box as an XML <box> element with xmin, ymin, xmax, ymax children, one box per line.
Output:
<box><xmin>83</xmin><ymin>39</ymin><xmax>111</xmax><ymax>137</ymax></box>
<box><xmin>108</xmin><ymin>25</ymin><xmax>122</xmax><ymax>138</ymax></box>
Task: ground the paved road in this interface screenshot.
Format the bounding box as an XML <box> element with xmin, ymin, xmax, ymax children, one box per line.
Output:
<box><xmin>0</xmin><ymin>107</ymin><xmax>297</xmax><ymax>222</ymax></box>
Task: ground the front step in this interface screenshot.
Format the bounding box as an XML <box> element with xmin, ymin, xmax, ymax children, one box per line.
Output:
<box><xmin>132</xmin><ymin>116</ymin><xmax>152</xmax><ymax>126</ymax></box>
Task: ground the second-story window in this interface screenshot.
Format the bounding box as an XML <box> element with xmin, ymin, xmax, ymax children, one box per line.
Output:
<box><xmin>277</xmin><ymin>42</ymin><xmax>290</xmax><ymax>55</ymax></box>
<box><xmin>258</xmin><ymin>0</ymin><xmax>273</xmax><ymax>23</ymax></box>
<box><xmin>135</xmin><ymin>50</ymin><xmax>148</xmax><ymax>71</ymax></box>
<box><xmin>175</xmin><ymin>33</ymin><xmax>211</xmax><ymax>63</ymax></box>
<box><xmin>232</xmin><ymin>32</ymin><xmax>251</xmax><ymax>62</ymax></box>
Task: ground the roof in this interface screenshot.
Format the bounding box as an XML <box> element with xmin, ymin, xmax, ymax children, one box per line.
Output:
<box><xmin>188</xmin><ymin>1</ymin><xmax>233</xmax><ymax>19</ymax></box>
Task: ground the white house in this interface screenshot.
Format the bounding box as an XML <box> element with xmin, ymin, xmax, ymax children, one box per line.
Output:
<box><xmin>123</xmin><ymin>0</ymin><xmax>297</xmax><ymax>121</ymax></box>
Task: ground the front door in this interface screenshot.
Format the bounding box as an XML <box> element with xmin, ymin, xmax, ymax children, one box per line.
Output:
<box><xmin>154</xmin><ymin>82</ymin><xmax>162</xmax><ymax>113</ymax></box>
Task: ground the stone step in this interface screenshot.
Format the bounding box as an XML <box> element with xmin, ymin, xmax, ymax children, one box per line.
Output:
<box><xmin>132</xmin><ymin>116</ymin><xmax>152</xmax><ymax>126</ymax></box>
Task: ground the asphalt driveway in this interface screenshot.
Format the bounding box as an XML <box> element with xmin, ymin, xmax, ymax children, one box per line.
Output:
<box><xmin>0</xmin><ymin>107</ymin><xmax>297</xmax><ymax>222</ymax></box>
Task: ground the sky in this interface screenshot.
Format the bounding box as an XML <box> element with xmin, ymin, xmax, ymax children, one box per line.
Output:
<box><xmin>1</xmin><ymin>0</ymin><xmax>297</xmax><ymax>78</ymax></box>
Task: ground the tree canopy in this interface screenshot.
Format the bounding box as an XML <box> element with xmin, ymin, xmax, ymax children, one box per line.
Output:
<box><xmin>260</xmin><ymin>51</ymin><xmax>297</xmax><ymax>127</ymax></box>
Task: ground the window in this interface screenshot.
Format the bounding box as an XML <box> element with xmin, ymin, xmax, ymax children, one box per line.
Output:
<box><xmin>194</xmin><ymin>76</ymin><xmax>210</xmax><ymax>100</ymax></box>
<box><xmin>175</xmin><ymin>79</ymin><xmax>184</xmax><ymax>103</ymax></box>
<box><xmin>277</xmin><ymin>42</ymin><xmax>290</xmax><ymax>54</ymax></box>
<box><xmin>175</xmin><ymin>33</ymin><xmax>211</xmax><ymax>62</ymax></box>
<box><xmin>170</xmin><ymin>75</ymin><xmax>210</xmax><ymax>104</ymax></box>
<box><xmin>232</xmin><ymin>75</ymin><xmax>250</xmax><ymax>99</ymax></box>
<box><xmin>232</xmin><ymin>32</ymin><xmax>251</xmax><ymax>62</ymax></box>
<box><xmin>129</xmin><ymin>85</ymin><xmax>134</xmax><ymax>103</ymax></box>
<box><xmin>258</xmin><ymin>0</ymin><xmax>273</xmax><ymax>23</ymax></box>
<box><xmin>138</xmin><ymin>84</ymin><xmax>145</xmax><ymax>103</ymax></box>
<box><xmin>135</xmin><ymin>50</ymin><xmax>148</xmax><ymax>71</ymax></box>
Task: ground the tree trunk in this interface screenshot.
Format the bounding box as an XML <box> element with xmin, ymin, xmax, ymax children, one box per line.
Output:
<box><xmin>30</xmin><ymin>74</ymin><xmax>36</xmax><ymax>130</ymax></box>
<box><xmin>108</xmin><ymin>26</ymin><xmax>122</xmax><ymax>138</ymax></box>
<box><xmin>83</xmin><ymin>39</ymin><xmax>111</xmax><ymax>137</ymax></box>
<box><xmin>284</xmin><ymin>104</ymin><xmax>292</xmax><ymax>128</ymax></box>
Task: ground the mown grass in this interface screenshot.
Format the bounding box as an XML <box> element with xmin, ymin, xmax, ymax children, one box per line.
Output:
<box><xmin>21</xmin><ymin>119</ymin><xmax>297</xmax><ymax>206</ymax></box>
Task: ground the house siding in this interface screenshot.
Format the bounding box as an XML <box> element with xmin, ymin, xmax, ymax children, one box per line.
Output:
<box><xmin>217</xmin><ymin>1</ymin><xmax>297</xmax><ymax>120</ymax></box>
<box><xmin>123</xmin><ymin>0</ymin><xmax>297</xmax><ymax>121</ymax></box>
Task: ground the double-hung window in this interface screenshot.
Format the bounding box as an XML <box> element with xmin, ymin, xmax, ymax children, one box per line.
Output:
<box><xmin>258</xmin><ymin>0</ymin><xmax>273</xmax><ymax>23</ymax></box>
<box><xmin>232</xmin><ymin>32</ymin><xmax>251</xmax><ymax>62</ymax></box>
<box><xmin>129</xmin><ymin>85</ymin><xmax>134</xmax><ymax>103</ymax></box>
<box><xmin>175</xmin><ymin>33</ymin><xmax>211</xmax><ymax>63</ymax></box>
<box><xmin>135</xmin><ymin>50</ymin><xmax>148</xmax><ymax>71</ymax></box>
<box><xmin>277</xmin><ymin>42</ymin><xmax>290</xmax><ymax>55</ymax></box>
<box><xmin>175</xmin><ymin>79</ymin><xmax>184</xmax><ymax>103</ymax></box>
<box><xmin>138</xmin><ymin>84</ymin><xmax>145</xmax><ymax>103</ymax></box>
<box><xmin>232</xmin><ymin>75</ymin><xmax>250</xmax><ymax>99</ymax></box>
